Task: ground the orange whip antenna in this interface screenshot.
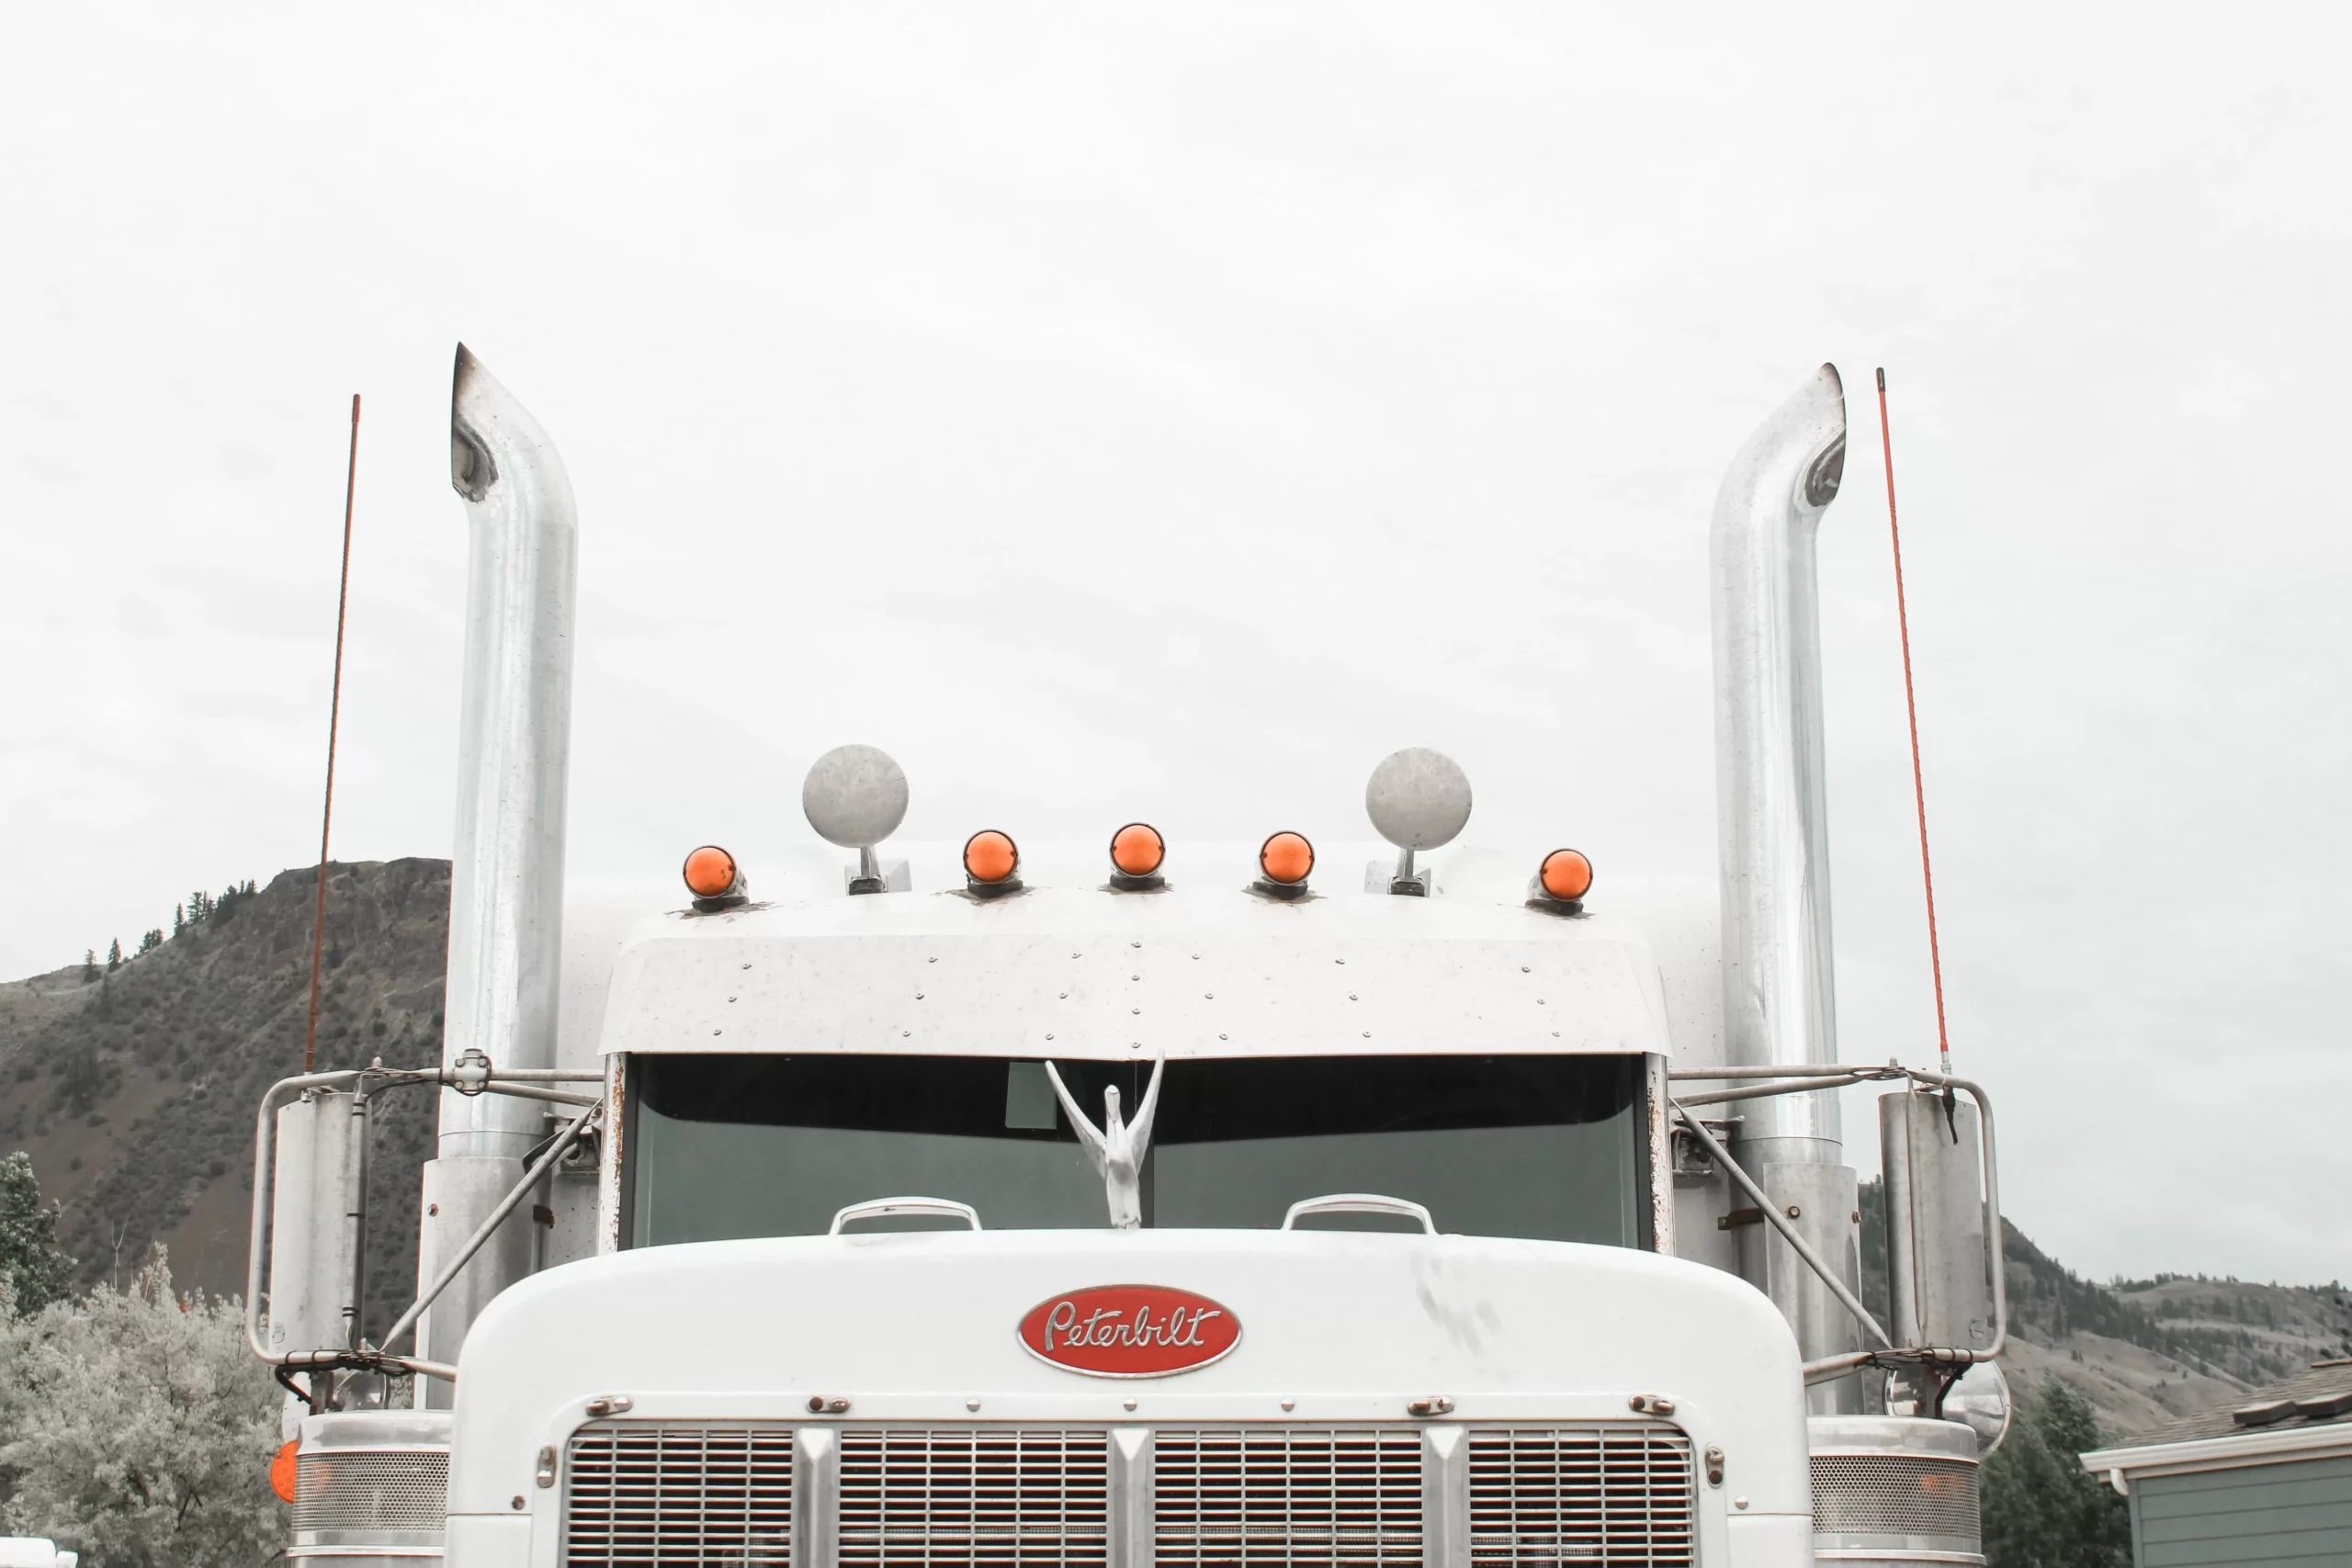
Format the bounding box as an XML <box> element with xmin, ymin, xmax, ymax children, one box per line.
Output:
<box><xmin>1875</xmin><ymin>368</ymin><xmax>1951</xmax><ymax>1074</ymax></box>
<box><xmin>303</xmin><ymin>393</ymin><xmax>362</xmax><ymax>1073</ymax></box>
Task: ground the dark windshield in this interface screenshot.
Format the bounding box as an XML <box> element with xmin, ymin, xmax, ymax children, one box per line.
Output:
<box><xmin>628</xmin><ymin>1054</ymin><xmax>1646</xmax><ymax>1248</ymax></box>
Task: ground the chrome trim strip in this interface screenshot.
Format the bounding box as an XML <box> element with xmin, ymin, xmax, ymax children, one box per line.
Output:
<box><xmin>1108</xmin><ymin>1426</ymin><xmax>1152</xmax><ymax>1568</ymax></box>
<box><xmin>794</xmin><ymin>1425</ymin><xmax>838</xmax><ymax>1568</ymax></box>
<box><xmin>1423</xmin><ymin>1424</ymin><xmax>1468</xmax><ymax>1568</ymax></box>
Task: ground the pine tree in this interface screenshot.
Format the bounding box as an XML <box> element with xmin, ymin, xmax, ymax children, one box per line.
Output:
<box><xmin>82</xmin><ymin>948</ymin><xmax>97</xmax><ymax>984</ymax></box>
<box><xmin>137</xmin><ymin>928</ymin><xmax>163</xmax><ymax>955</ymax></box>
<box><xmin>1980</xmin><ymin>1377</ymin><xmax>2132</xmax><ymax>1567</ymax></box>
<box><xmin>213</xmin><ymin>878</ymin><xmax>257</xmax><ymax>926</ymax></box>
<box><xmin>107</xmin><ymin>938</ymin><xmax>122</xmax><ymax>971</ymax></box>
<box><xmin>0</xmin><ymin>1152</ymin><xmax>76</xmax><ymax>1314</ymax></box>
<box><xmin>172</xmin><ymin>905</ymin><xmax>185</xmax><ymax>938</ymax></box>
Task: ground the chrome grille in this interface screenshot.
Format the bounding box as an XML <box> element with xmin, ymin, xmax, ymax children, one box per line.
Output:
<box><xmin>564</xmin><ymin>1424</ymin><xmax>794</xmax><ymax>1565</ymax></box>
<box><xmin>1467</xmin><ymin>1427</ymin><xmax>1695</xmax><ymax>1567</ymax></box>
<box><xmin>290</xmin><ymin>1449</ymin><xmax>447</xmax><ymax>1543</ymax></box>
<box><xmin>1811</xmin><ymin>1454</ymin><xmax>1980</xmax><ymax>1541</ymax></box>
<box><xmin>1153</xmin><ymin>1427</ymin><xmax>1424</xmax><ymax>1567</ymax></box>
<box><xmin>839</xmin><ymin>1427</ymin><xmax>1110</xmax><ymax>1568</ymax></box>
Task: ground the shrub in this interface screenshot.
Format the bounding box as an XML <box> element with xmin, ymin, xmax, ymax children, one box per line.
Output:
<box><xmin>0</xmin><ymin>1254</ymin><xmax>282</xmax><ymax>1566</ymax></box>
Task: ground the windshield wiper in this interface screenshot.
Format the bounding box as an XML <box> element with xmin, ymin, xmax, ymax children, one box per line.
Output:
<box><xmin>1045</xmin><ymin>1055</ymin><xmax>1163</xmax><ymax>1229</ymax></box>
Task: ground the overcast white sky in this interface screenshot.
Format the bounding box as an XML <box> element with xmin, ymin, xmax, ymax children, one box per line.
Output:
<box><xmin>4</xmin><ymin>3</ymin><xmax>2346</xmax><ymax>1285</ymax></box>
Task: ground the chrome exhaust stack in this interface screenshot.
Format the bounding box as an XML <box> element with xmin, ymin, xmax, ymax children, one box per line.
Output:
<box><xmin>1708</xmin><ymin>365</ymin><xmax>1863</xmax><ymax>1408</ymax></box>
<box><xmin>415</xmin><ymin>345</ymin><xmax>580</xmax><ymax>1396</ymax></box>
<box><xmin>1712</xmin><ymin>363</ymin><xmax>1848</xmax><ymax>1155</ymax></box>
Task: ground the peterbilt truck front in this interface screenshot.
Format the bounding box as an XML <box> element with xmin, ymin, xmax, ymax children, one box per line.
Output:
<box><xmin>249</xmin><ymin>351</ymin><xmax>2007</xmax><ymax>1568</ymax></box>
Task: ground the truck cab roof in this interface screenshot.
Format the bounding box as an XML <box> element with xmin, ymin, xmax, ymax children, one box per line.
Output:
<box><xmin>594</xmin><ymin>845</ymin><xmax>1681</xmax><ymax>1061</ymax></box>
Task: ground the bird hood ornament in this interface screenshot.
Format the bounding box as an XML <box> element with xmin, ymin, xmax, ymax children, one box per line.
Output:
<box><xmin>1045</xmin><ymin>1055</ymin><xmax>1164</xmax><ymax>1229</ymax></box>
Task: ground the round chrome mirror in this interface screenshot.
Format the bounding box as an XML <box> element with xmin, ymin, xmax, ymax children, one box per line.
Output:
<box><xmin>1942</xmin><ymin>1359</ymin><xmax>2013</xmax><ymax>1457</ymax></box>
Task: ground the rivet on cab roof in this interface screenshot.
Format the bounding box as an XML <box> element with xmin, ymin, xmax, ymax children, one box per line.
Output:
<box><xmin>915</xmin><ymin>993</ymin><xmax>925</xmax><ymax>1000</ymax></box>
<box><xmin>1219</xmin><ymin>1033</ymin><xmax>1228</xmax><ymax>1041</ymax></box>
<box><xmin>1363</xmin><ymin>1032</ymin><xmax>1372</xmax><ymax>1039</ymax></box>
<box><xmin>712</xmin><ymin>1029</ymin><xmax>722</xmax><ymax>1037</ymax></box>
<box><xmin>1132</xmin><ymin>941</ymin><xmax>1141</xmax><ymax>948</ymax></box>
<box><xmin>741</xmin><ymin>962</ymin><xmax>752</xmax><ymax>970</ymax></box>
<box><xmin>1046</xmin><ymin>1033</ymin><xmax>1055</xmax><ymax>1041</ymax></box>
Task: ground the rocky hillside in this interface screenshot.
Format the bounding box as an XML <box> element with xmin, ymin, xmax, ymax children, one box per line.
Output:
<box><xmin>0</xmin><ymin>860</ymin><xmax>452</xmax><ymax>1334</ymax></box>
<box><xmin>1998</xmin><ymin>1240</ymin><xmax>2352</xmax><ymax>1436</ymax></box>
<box><xmin>4</xmin><ymin>870</ymin><xmax>2346</xmax><ymax>1441</ymax></box>
<box><xmin>1860</xmin><ymin>1183</ymin><xmax>2352</xmax><ymax>1436</ymax></box>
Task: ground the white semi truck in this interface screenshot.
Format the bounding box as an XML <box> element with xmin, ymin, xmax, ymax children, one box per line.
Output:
<box><xmin>248</xmin><ymin>349</ymin><xmax>2009</xmax><ymax>1568</ymax></box>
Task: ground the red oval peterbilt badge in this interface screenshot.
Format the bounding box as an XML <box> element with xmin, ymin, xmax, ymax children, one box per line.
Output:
<box><xmin>1018</xmin><ymin>1284</ymin><xmax>1240</xmax><ymax>1378</ymax></box>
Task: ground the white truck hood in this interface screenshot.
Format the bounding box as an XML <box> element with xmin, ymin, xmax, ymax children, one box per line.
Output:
<box><xmin>451</xmin><ymin>1228</ymin><xmax>1810</xmax><ymax>1526</ymax></box>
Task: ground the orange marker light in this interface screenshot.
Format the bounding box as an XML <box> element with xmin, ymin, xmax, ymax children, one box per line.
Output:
<box><xmin>683</xmin><ymin>845</ymin><xmax>739</xmax><ymax>899</ymax></box>
<box><xmin>1259</xmin><ymin>831</ymin><xmax>1315</xmax><ymax>886</ymax></box>
<box><xmin>1539</xmin><ymin>848</ymin><xmax>1594</xmax><ymax>902</ymax></box>
<box><xmin>964</xmin><ymin>829</ymin><xmax>1020</xmax><ymax>884</ymax></box>
<box><xmin>1110</xmin><ymin>822</ymin><xmax>1166</xmax><ymax>877</ymax></box>
<box><xmin>271</xmin><ymin>1438</ymin><xmax>300</xmax><ymax>1504</ymax></box>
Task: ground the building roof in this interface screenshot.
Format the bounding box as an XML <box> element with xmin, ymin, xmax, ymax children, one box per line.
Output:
<box><xmin>2081</xmin><ymin>1361</ymin><xmax>2352</xmax><ymax>1484</ymax></box>
<box><xmin>2126</xmin><ymin>1361</ymin><xmax>2352</xmax><ymax>1448</ymax></box>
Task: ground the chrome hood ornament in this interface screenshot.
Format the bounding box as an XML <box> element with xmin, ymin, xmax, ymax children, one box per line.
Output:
<box><xmin>1046</xmin><ymin>1056</ymin><xmax>1165</xmax><ymax>1229</ymax></box>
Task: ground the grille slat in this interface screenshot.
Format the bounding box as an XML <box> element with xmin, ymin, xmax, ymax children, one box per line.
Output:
<box><xmin>565</xmin><ymin>1425</ymin><xmax>795</xmax><ymax>1565</ymax></box>
<box><xmin>564</xmin><ymin>1421</ymin><xmax>1702</xmax><ymax>1568</ymax></box>
<box><xmin>1468</xmin><ymin>1427</ymin><xmax>1695</xmax><ymax>1568</ymax></box>
<box><xmin>1153</xmin><ymin>1427</ymin><xmax>1424</xmax><ymax>1567</ymax></box>
<box><xmin>839</xmin><ymin>1427</ymin><xmax>1109</xmax><ymax>1568</ymax></box>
